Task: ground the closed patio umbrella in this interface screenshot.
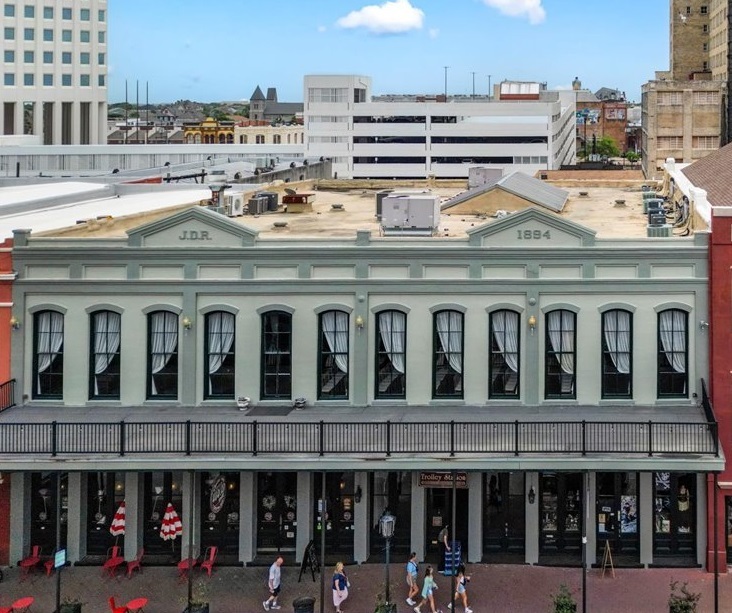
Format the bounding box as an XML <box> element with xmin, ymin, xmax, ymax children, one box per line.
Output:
<box><xmin>159</xmin><ymin>502</ymin><xmax>182</xmax><ymax>550</ymax></box>
<box><xmin>109</xmin><ymin>501</ymin><xmax>126</xmax><ymax>542</ymax></box>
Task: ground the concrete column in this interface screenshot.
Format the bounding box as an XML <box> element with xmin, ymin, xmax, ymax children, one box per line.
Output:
<box><xmin>639</xmin><ymin>472</ymin><xmax>653</xmax><ymax>567</ymax></box>
<box><xmin>296</xmin><ymin>471</ymin><xmax>313</xmax><ymax>564</ymax></box>
<box><xmin>239</xmin><ymin>471</ymin><xmax>255</xmax><ymax>565</ymax></box>
<box><xmin>353</xmin><ymin>289</ymin><xmax>370</xmax><ymax>405</ymax></box>
<box><xmin>181</xmin><ymin>471</ymin><xmax>199</xmax><ymax>560</ymax></box>
<box><xmin>353</xmin><ymin>472</ymin><xmax>368</xmax><ymax>563</ymax></box>
<box><xmin>9</xmin><ymin>472</ymin><xmax>30</xmax><ymax>565</ymax></box>
<box><xmin>525</xmin><ymin>472</ymin><xmax>539</xmax><ymax>565</ymax></box>
<box><xmin>467</xmin><ymin>473</ymin><xmax>482</xmax><ymax>563</ymax></box>
<box><xmin>66</xmin><ymin>472</ymin><xmax>85</xmax><ymax>563</ymax></box>
<box><xmin>53</xmin><ymin>102</ymin><xmax>62</xmax><ymax>145</ymax></box>
<box><xmin>72</xmin><ymin>101</ymin><xmax>80</xmax><ymax>145</ymax></box>
<box><xmin>124</xmin><ymin>473</ymin><xmax>142</xmax><ymax>561</ymax></box>
<box><xmin>410</xmin><ymin>473</ymin><xmax>425</xmax><ymax>560</ymax></box>
<box><xmin>585</xmin><ymin>472</ymin><xmax>596</xmax><ymax>566</ymax></box>
<box><xmin>181</xmin><ymin>289</ymin><xmax>197</xmax><ymax>404</ymax></box>
<box><xmin>13</xmin><ymin>102</ymin><xmax>23</xmax><ymax>137</ymax></box>
<box><xmin>32</xmin><ymin>102</ymin><xmax>42</xmax><ymax>138</ymax></box>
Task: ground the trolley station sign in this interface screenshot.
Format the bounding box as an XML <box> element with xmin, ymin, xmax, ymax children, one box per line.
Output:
<box><xmin>419</xmin><ymin>471</ymin><xmax>468</xmax><ymax>489</ymax></box>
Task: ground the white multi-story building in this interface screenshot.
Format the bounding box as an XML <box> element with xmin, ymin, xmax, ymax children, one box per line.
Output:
<box><xmin>304</xmin><ymin>75</ymin><xmax>576</xmax><ymax>179</ymax></box>
<box><xmin>1</xmin><ymin>0</ymin><xmax>108</xmax><ymax>145</ymax></box>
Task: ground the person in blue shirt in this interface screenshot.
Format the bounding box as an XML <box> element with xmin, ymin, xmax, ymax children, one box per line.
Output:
<box><xmin>331</xmin><ymin>561</ymin><xmax>349</xmax><ymax>613</ymax></box>
<box><xmin>406</xmin><ymin>551</ymin><xmax>419</xmax><ymax>606</ymax></box>
<box><xmin>413</xmin><ymin>565</ymin><xmax>440</xmax><ymax>613</ymax></box>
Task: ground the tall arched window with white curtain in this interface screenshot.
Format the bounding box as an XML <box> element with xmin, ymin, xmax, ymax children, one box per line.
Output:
<box><xmin>489</xmin><ymin>310</ymin><xmax>520</xmax><ymax>398</ymax></box>
<box><xmin>433</xmin><ymin>310</ymin><xmax>463</xmax><ymax>398</ymax></box>
<box><xmin>89</xmin><ymin>310</ymin><xmax>121</xmax><ymax>399</ymax></box>
<box><xmin>318</xmin><ymin>310</ymin><xmax>349</xmax><ymax>400</ymax></box>
<box><xmin>205</xmin><ymin>311</ymin><xmax>236</xmax><ymax>399</ymax></box>
<box><xmin>657</xmin><ymin>309</ymin><xmax>687</xmax><ymax>398</ymax></box>
<box><xmin>33</xmin><ymin>310</ymin><xmax>64</xmax><ymax>399</ymax></box>
<box><xmin>147</xmin><ymin>310</ymin><xmax>178</xmax><ymax>399</ymax></box>
<box><xmin>375</xmin><ymin>310</ymin><xmax>406</xmax><ymax>399</ymax></box>
<box><xmin>261</xmin><ymin>311</ymin><xmax>292</xmax><ymax>400</ymax></box>
<box><xmin>544</xmin><ymin>310</ymin><xmax>576</xmax><ymax>399</ymax></box>
<box><xmin>601</xmin><ymin>309</ymin><xmax>632</xmax><ymax>399</ymax></box>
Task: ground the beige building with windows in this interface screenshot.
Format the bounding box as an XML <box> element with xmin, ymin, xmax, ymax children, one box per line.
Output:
<box><xmin>233</xmin><ymin>123</ymin><xmax>304</xmax><ymax>146</ymax></box>
<box><xmin>1</xmin><ymin>0</ymin><xmax>108</xmax><ymax>145</ymax></box>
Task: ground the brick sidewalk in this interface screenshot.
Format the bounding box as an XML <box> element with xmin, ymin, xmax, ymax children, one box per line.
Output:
<box><xmin>0</xmin><ymin>562</ymin><xmax>730</xmax><ymax>612</ymax></box>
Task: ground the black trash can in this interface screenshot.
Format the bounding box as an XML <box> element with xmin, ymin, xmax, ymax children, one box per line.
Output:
<box><xmin>292</xmin><ymin>596</ymin><xmax>316</xmax><ymax>613</ymax></box>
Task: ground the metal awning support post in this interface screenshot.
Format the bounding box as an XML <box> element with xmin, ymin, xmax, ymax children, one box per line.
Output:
<box><xmin>320</xmin><ymin>471</ymin><xmax>326</xmax><ymax>613</ymax></box>
<box><xmin>582</xmin><ymin>470</ymin><xmax>588</xmax><ymax>613</ymax></box>
<box><xmin>55</xmin><ymin>472</ymin><xmax>62</xmax><ymax>613</ymax></box>
<box><xmin>451</xmin><ymin>469</ymin><xmax>457</xmax><ymax>611</ymax></box>
<box><xmin>714</xmin><ymin>472</ymin><xmax>719</xmax><ymax>613</ymax></box>
<box><xmin>187</xmin><ymin>470</ymin><xmax>194</xmax><ymax>610</ymax></box>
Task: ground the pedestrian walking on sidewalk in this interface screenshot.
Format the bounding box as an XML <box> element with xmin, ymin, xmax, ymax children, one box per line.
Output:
<box><xmin>331</xmin><ymin>561</ymin><xmax>349</xmax><ymax>613</ymax></box>
<box><xmin>438</xmin><ymin>525</ymin><xmax>450</xmax><ymax>572</ymax></box>
<box><xmin>263</xmin><ymin>555</ymin><xmax>283</xmax><ymax>611</ymax></box>
<box><xmin>447</xmin><ymin>564</ymin><xmax>472</xmax><ymax>613</ymax></box>
<box><xmin>406</xmin><ymin>551</ymin><xmax>419</xmax><ymax>606</ymax></box>
<box><xmin>414</xmin><ymin>565</ymin><xmax>441</xmax><ymax>613</ymax></box>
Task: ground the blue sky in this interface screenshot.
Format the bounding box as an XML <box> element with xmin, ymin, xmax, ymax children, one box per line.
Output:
<box><xmin>109</xmin><ymin>0</ymin><xmax>669</xmax><ymax>105</ymax></box>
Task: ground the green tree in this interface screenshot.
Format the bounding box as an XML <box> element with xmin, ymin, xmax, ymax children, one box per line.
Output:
<box><xmin>595</xmin><ymin>136</ymin><xmax>620</xmax><ymax>158</ymax></box>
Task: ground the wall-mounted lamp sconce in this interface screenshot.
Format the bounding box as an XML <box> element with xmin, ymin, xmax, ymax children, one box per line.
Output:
<box><xmin>9</xmin><ymin>316</ymin><xmax>20</xmax><ymax>330</ymax></box>
<box><xmin>528</xmin><ymin>315</ymin><xmax>537</xmax><ymax>334</ymax></box>
<box><xmin>355</xmin><ymin>315</ymin><xmax>365</xmax><ymax>330</ymax></box>
<box><xmin>181</xmin><ymin>316</ymin><xmax>193</xmax><ymax>330</ymax></box>
<box><xmin>699</xmin><ymin>320</ymin><xmax>710</xmax><ymax>331</ymax></box>
<box><xmin>355</xmin><ymin>485</ymin><xmax>363</xmax><ymax>504</ymax></box>
<box><xmin>528</xmin><ymin>486</ymin><xmax>536</xmax><ymax>505</ymax></box>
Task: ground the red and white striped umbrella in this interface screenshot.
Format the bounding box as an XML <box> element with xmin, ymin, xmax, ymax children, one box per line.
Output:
<box><xmin>109</xmin><ymin>501</ymin><xmax>126</xmax><ymax>537</ymax></box>
<box><xmin>159</xmin><ymin>502</ymin><xmax>182</xmax><ymax>542</ymax></box>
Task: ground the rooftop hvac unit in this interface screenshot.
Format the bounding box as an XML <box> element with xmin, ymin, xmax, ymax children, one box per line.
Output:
<box><xmin>224</xmin><ymin>194</ymin><xmax>244</xmax><ymax>217</ymax></box>
<box><xmin>381</xmin><ymin>193</ymin><xmax>441</xmax><ymax>236</ymax></box>
<box><xmin>647</xmin><ymin>224</ymin><xmax>672</xmax><ymax>237</ymax></box>
<box><xmin>248</xmin><ymin>196</ymin><xmax>268</xmax><ymax>215</ymax></box>
<box><xmin>644</xmin><ymin>198</ymin><xmax>665</xmax><ymax>214</ymax></box>
<box><xmin>642</xmin><ymin>191</ymin><xmax>660</xmax><ymax>201</ymax></box>
<box><xmin>648</xmin><ymin>213</ymin><xmax>666</xmax><ymax>226</ymax></box>
<box><xmin>257</xmin><ymin>191</ymin><xmax>279</xmax><ymax>211</ymax></box>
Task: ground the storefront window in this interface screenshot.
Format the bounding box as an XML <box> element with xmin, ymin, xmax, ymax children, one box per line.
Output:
<box><xmin>370</xmin><ymin>472</ymin><xmax>412</xmax><ymax>556</ymax></box>
<box><xmin>201</xmin><ymin>472</ymin><xmax>239</xmax><ymax>556</ymax></box>
<box><xmin>539</xmin><ymin>472</ymin><xmax>582</xmax><ymax>557</ymax></box>
<box><xmin>315</xmin><ymin>473</ymin><xmax>354</xmax><ymax>558</ymax></box>
<box><xmin>31</xmin><ymin>472</ymin><xmax>68</xmax><ymax>555</ymax></box>
<box><xmin>653</xmin><ymin>472</ymin><xmax>695</xmax><ymax>559</ymax></box>
<box><xmin>86</xmin><ymin>472</ymin><xmax>125</xmax><ymax>555</ymax></box>
<box><xmin>257</xmin><ymin>472</ymin><xmax>297</xmax><ymax>554</ymax></box>
<box><xmin>483</xmin><ymin>472</ymin><xmax>525</xmax><ymax>557</ymax></box>
<box><xmin>143</xmin><ymin>471</ymin><xmax>183</xmax><ymax>558</ymax></box>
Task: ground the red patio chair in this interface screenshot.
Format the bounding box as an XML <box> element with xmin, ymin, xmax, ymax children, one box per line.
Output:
<box><xmin>108</xmin><ymin>596</ymin><xmax>128</xmax><ymax>613</ymax></box>
<box><xmin>0</xmin><ymin>606</ymin><xmax>11</xmax><ymax>613</ymax></box>
<box><xmin>102</xmin><ymin>545</ymin><xmax>125</xmax><ymax>580</ymax></box>
<box><xmin>199</xmin><ymin>545</ymin><xmax>218</xmax><ymax>577</ymax></box>
<box><xmin>10</xmin><ymin>597</ymin><xmax>34</xmax><ymax>613</ymax></box>
<box><xmin>127</xmin><ymin>547</ymin><xmax>144</xmax><ymax>579</ymax></box>
<box><xmin>176</xmin><ymin>549</ymin><xmax>198</xmax><ymax>583</ymax></box>
<box><xmin>18</xmin><ymin>546</ymin><xmax>41</xmax><ymax>581</ymax></box>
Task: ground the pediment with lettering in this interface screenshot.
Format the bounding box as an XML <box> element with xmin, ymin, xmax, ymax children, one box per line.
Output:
<box><xmin>127</xmin><ymin>206</ymin><xmax>258</xmax><ymax>248</ymax></box>
<box><xmin>467</xmin><ymin>208</ymin><xmax>596</xmax><ymax>248</ymax></box>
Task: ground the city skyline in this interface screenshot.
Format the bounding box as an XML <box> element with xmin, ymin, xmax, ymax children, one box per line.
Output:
<box><xmin>109</xmin><ymin>0</ymin><xmax>669</xmax><ymax>104</ymax></box>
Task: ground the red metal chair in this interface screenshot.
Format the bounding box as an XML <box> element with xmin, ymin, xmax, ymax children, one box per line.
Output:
<box><xmin>10</xmin><ymin>597</ymin><xmax>34</xmax><ymax>613</ymax></box>
<box><xmin>18</xmin><ymin>546</ymin><xmax>41</xmax><ymax>581</ymax></box>
<box><xmin>126</xmin><ymin>547</ymin><xmax>144</xmax><ymax>579</ymax></box>
<box><xmin>199</xmin><ymin>546</ymin><xmax>218</xmax><ymax>577</ymax></box>
<box><xmin>108</xmin><ymin>596</ymin><xmax>128</xmax><ymax>613</ymax></box>
<box><xmin>176</xmin><ymin>549</ymin><xmax>198</xmax><ymax>583</ymax></box>
<box><xmin>102</xmin><ymin>546</ymin><xmax>125</xmax><ymax>580</ymax></box>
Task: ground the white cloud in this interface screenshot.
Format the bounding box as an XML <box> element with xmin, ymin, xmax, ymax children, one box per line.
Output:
<box><xmin>482</xmin><ymin>0</ymin><xmax>546</xmax><ymax>25</ymax></box>
<box><xmin>337</xmin><ymin>0</ymin><xmax>425</xmax><ymax>34</ymax></box>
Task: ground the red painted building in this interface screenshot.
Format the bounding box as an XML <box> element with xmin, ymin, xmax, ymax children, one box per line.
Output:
<box><xmin>0</xmin><ymin>237</ymin><xmax>15</xmax><ymax>565</ymax></box>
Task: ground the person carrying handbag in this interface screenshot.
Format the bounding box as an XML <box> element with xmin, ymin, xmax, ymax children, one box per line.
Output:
<box><xmin>332</xmin><ymin>561</ymin><xmax>349</xmax><ymax>613</ymax></box>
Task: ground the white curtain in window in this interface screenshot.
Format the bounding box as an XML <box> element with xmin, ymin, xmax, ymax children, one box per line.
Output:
<box><xmin>208</xmin><ymin>312</ymin><xmax>235</xmax><ymax>393</ymax></box>
<box><xmin>322</xmin><ymin>311</ymin><xmax>348</xmax><ymax>373</ymax></box>
<box><xmin>547</xmin><ymin>311</ymin><xmax>575</xmax><ymax>374</ymax></box>
<box><xmin>436</xmin><ymin>311</ymin><xmax>463</xmax><ymax>374</ymax></box>
<box><xmin>150</xmin><ymin>312</ymin><xmax>178</xmax><ymax>395</ymax></box>
<box><xmin>659</xmin><ymin>310</ymin><xmax>686</xmax><ymax>373</ymax></box>
<box><xmin>36</xmin><ymin>311</ymin><xmax>64</xmax><ymax>394</ymax></box>
<box><xmin>93</xmin><ymin>311</ymin><xmax>121</xmax><ymax>395</ymax></box>
<box><xmin>604</xmin><ymin>310</ymin><xmax>631</xmax><ymax>374</ymax></box>
<box><xmin>492</xmin><ymin>311</ymin><xmax>518</xmax><ymax>373</ymax></box>
<box><xmin>379</xmin><ymin>311</ymin><xmax>405</xmax><ymax>374</ymax></box>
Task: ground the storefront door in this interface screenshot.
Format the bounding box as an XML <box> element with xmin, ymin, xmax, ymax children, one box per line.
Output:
<box><xmin>369</xmin><ymin>471</ymin><xmax>412</xmax><ymax>559</ymax></box>
<box><xmin>30</xmin><ymin>472</ymin><xmax>68</xmax><ymax>556</ymax></box>
<box><xmin>539</xmin><ymin>472</ymin><xmax>582</xmax><ymax>559</ymax></box>
<box><xmin>201</xmin><ymin>472</ymin><xmax>240</xmax><ymax>556</ymax></box>
<box><xmin>86</xmin><ymin>472</ymin><xmax>125</xmax><ymax>556</ymax></box>
<box><xmin>653</xmin><ymin>472</ymin><xmax>695</xmax><ymax>561</ymax></box>
<box><xmin>595</xmin><ymin>472</ymin><xmax>639</xmax><ymax>565</ymax></box>
<box><xmin>143</xmin><ymin>471</ymin><xmax>183</xmax><ymax>558</ymax></box>
<box><xmin>314</xmin><ymin>473</ymin><xmax>355</xmax><ymax>559</ymax></box>
<box><xmin>257</xmin><ymin>472</ymin><xmax>297</xmax><ymax>553</ymax></box>
<box><xmin>425</xmin><ymin>487</ymin><xmax>469</xmax><ymax>564</ymax></box>
<box><xmin>483</xmin><ymin>471</ymin><xmax>525</xmax><ymax>560</ymax></box>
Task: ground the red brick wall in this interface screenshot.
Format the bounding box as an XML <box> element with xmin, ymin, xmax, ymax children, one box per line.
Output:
<box><xmin>0</xmin><ymin>238</ymin><xmax>12</xmax><ymax>564</ymax></box>
<box><xmin>0</xmin><ymin>477</ymin><xmax>9</xmax><ymax>565</ymax></box>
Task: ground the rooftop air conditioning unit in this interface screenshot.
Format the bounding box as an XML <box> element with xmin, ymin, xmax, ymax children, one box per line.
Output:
<box><xmin>224</xmin><ymin>195</ymin><xmax>244</xmax><ymax>217</ymax></box>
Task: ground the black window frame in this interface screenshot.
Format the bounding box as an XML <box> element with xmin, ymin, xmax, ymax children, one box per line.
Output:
<box><xmin>88</xmin><ymin>310</ymin><xmax>121</xmax><ymax>400</ymax></box>
<box><xmin>204</xmin><ymin>310</ymin><xmax>236</xmax><ymax>400</ymax></box>
<box><xmin>489</xmin><ymin>309</ymin><xmax>520</xmax><ymax>399</ymax></box>
<box><xmin>657</xmin><ymin>309</ymin><xmax>688</xmax><ymax>399</ymax></box>
<box><xmin>601</xmin><ymin>309</ymin><xmax>633</xmax><ymax>399</ymax></box>
<box><xmin>146</xmin><ymin>310</ymin><xmax>179</xmax><ymax>400</ymax></box>
<box><xmin>432</xmin><ymin>309</ymin><xmax>464</xmax><ymax>399</ymax></box>
<box><xmin>317</xmin><ymin>310</ymin><xmax>349</xmax><ymax>400</ymax></box>
<box><xmin>544</xmin><ymin>309</ymin><xmax>577</xmax><ymax>400</ymax></box>
<box><xmin>32</xmin><ymin>310</ymin><xmax>64</xmax><ymax>399</ymax></box>
<box><xmin>261</xmin><ymin>310</ymin><xmax>292</xmax><ymax>400</ymax></box>
<box><xmin>375</xmin><ymin>310</ymin><xmax>407</xmax><ymax>399</ymax></box>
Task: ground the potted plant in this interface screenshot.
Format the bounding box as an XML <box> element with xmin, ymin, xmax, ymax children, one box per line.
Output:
<box><xmin>181</xmin><ymin>578</ymin><xmax>210</xmax><ymax>613</ymax></box>
<box><xmin>549</xmin><ymin>584</ymin><xmax>577</xmax><ymax>613</ymax></box>
<box><xmin>373</xmin><ymin>591</ymin><xmax>397</xmax><ymax>613</ymax></box>
<box><xmin>59</xmin><ymin>596</ymin><xmax>85</xmax><ymax>613</ymax></box>
<box><xmin>668</xmin><ymin>580</ymin><xmax>700</xmax><ymax>613</ymax></box>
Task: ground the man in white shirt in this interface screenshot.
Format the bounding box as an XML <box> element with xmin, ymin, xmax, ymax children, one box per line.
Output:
<box><xmin>263</xmin><ymin>555</ymin><xmax>284</xmax><ymax>610</ymax></box>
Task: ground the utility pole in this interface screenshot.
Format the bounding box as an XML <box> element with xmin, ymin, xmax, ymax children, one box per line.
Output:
<box><xmin>444</xmin><ymin>66</ymin><xmax>449</xmax><ymax>100</ymax></box>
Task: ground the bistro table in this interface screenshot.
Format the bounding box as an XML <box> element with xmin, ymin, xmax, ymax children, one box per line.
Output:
<box><xmin>126</xmin><ymin>597</ymin><xmax>148</xmax><ymax>613</ymax></box>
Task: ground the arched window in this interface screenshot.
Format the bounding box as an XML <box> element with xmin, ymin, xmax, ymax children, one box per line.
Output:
<box><xmin>273</xmin><ymin>134</ymin><xmax>281</xmax><ymax>144</ymax></box>
<box><xmin>375</xmin><ymin>310</ymin><xmax>406</xmax><ymax>398</ymax></box>
<box><xmin>657</xmin><ymin>309</ymin><xmax>687</xmax><ymax>398</ymax></box>
<box><xmin>318</xmin><ymin>310</ymin><xmax>349</xmax><ymax>399</ymax></box>
<box><xmin>89</xmin><ymin>310</ymin><xmax>121</xmax><ymax>399</ymax></box>
<box><xmin>489</xmin><ymin>310</ymin><xmax>519</xmax><ymax>398</ymax></box>
<box><xmin>545</xmin><ymin>310</ymin><xmax>576</xmax><ymax>399</ymax></box>
<box><xmin>433</xmin><ymin>310</ymin><xmax>463</xmax><ymax>398</ymax></box>
<box><xmin>240</xmin><ymin>135</ymin><xmax>248</xmax><ymax>144</ymax></box>
<box><xmin>147</xmin><ymin>311</ymin><xmax>178</xmax><ymax>399</ymax></box>
<box><xmin>205</xmin><ymin>311</ymin><xmax>235</xmax><ymax>399</ymax></box>
<box><xmin>601</xmin><ymin>309</ymin><xmax>632</xmax><ymax>398</ymax></box>
<box><xmin>33</xmin><ymin>310</ymin><xmax>64</xmax><ymax>399</ymax></box>
<box><xmin>261</xmin><ymin>311</ymin><xmax>292</xmax><ymax>399</ymax></box>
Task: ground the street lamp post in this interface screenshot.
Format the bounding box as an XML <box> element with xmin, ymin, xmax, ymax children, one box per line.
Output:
<box><xmin>581</xmin><ymin>108</ymin><xmax>590</xmax><ymax>161</ymax></box>
<box><xmin>379</xmin><ymin>513</ymin><xmax>396</xmax><ymax>611</ymax></box>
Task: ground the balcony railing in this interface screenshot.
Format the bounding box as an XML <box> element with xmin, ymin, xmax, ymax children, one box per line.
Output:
<box><xmin>0</xmin><ymin>419</ymin><xmax>718</xmax><ymax>458</ymax></box>
<box><xmin>0</xmin><ymin>379</ymin><xmax>15</xmax><ymax>413</ymax></box>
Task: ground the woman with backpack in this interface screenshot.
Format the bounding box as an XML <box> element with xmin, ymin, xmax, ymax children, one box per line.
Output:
<box><xmin>406</xmin><ymin>551</ymin><xmax>419</xmax><ymax>606</ymax></box>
